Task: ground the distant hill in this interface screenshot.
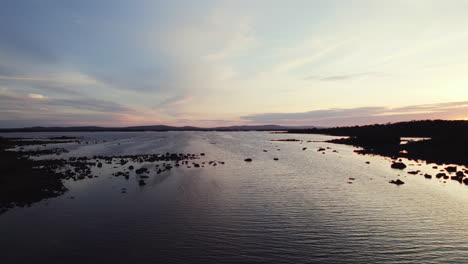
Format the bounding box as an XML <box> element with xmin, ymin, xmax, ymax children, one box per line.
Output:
<box><xmin>213</xmin><ymin>125</ymin><xmax>316</xmax><ymax>131</ymax></box>
<box><xmin>0</xmin><ymin>124</ymin><xmax>316</xmax><ymax>133</ymax></box>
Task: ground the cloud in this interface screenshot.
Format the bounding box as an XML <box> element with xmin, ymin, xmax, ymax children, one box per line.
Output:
<box><xmin>304</xmin><ymin>72</ymin><xmax>381</xmax><ymax>81</ymax></box>
<box><xmin>272</xmin><ymin>38</ymin><xmax>350</xmax><ymax>73</ymax></box>
<box><xmin>46</xmin><ymin>98</ymin><xmax>135</xmax><ymax>113</ymax></box>
<box><xmin>0</xmin><ymin>92</ymin><xmax>157</xmax><ymax>128</ymax></box>
<box><xmin>27</xmin><ymin>93</ymin><xmax>46</xmax><ymax>99</ymax></box>
<box><xmin>0</xmin><ymin>93</ymin><xmax>134</xmax><ymax>114</ymax></box>
<box><xmin>155</xmin><ymin>95</ymin><xmax>193</xmax><ymax>109</ymax></box>
<box><xmin>0</xmin><ymin>114</ymin><xmax>126</xmax><ymax>128</ymax></box>
<box><xmin>241</xmin><ymin>101</ymin><xmax>468</xmax><ymax>126</ymax></box>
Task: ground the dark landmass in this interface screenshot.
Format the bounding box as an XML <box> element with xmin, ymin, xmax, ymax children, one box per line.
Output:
<box><xmin>0</xmin><ymin>137</ymin><xmax>225</xmax><ymax>214</ymax></box>
<box><xmin>0</xmin><ymin>124</ymin><xmax>316</xmax><ymax>133</ymax></box>
<box><xmin>288</xmin><ymin>120</ymin><xmax>468</xmax><ymax>166</ymax></box>
<box><xmin>288</xmin><ymin>120</ymin><xmax>468</xmax><ymax>138</ymax></box>
<box><xmin>0</xmin><ymin>137</ymin><xmax>74</xmax><ymax>214</ymax></box>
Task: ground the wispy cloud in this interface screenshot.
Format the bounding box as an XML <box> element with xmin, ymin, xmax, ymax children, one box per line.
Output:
<box><xmin>27</xmin><ymin>93</ymin><xmax>46</xmax><ymax>99</ymax></box>
<box><xmin>272</xmin><ymin>38</ymin><xmax>350</xmax><ymax>73</ymax></box>
<box><xmin>155</xmin><ymin>95</ymin><xmax>193</xmax><ymax>109</ymax></box>
<box><xmin>304</xmin><ymin>72</ymin><xmax>382</xmax><ymax>81</ymax></box>
<box><xmin>0</xmin><ymin>93</ymin><xmax>135</xmax><ymax>114</ymax></box>
<box><xmin>241</xmin><ymin>101</ymin><xmax>468</xmax><ymax>126</ymax></box>
<box><xmin>0</xmin><ymin>92</ymin><xmax>161</xmax><ymax>128</ymax></box>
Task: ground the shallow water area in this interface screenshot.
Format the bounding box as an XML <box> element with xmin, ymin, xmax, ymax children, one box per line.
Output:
<box><xmin>1</xmin><ymin>131</ymin><xmax>467</xmax><ymax>264</ymax></box>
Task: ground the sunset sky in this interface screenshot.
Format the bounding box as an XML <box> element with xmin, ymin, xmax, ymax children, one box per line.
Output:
<box><xmin>1</xmin><ymin>0</ymin><xmax>468</xmax><ymax>128</ymax></box>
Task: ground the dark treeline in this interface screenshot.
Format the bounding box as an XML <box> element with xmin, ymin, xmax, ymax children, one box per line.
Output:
<box><xmin>289</xmin><ymin>120</ymin><xmax>468</xmax><ymax>166</ymax></box>
<box><xmin>288</xmin><ymin>120</ymin><xmax>468</xmax><ymax>139</ymax></box>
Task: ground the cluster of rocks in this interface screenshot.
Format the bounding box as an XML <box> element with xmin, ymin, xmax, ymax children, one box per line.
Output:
<box><xmin>56</xmin><ymin>153</ymin><xmax>226</xmax><ymax>185</ymax></box>
<box><xmin>270</xmin><ymin>138</ymin><xmax>339</xmax><ymax>155</ymax></box>
<box><xmin>400</xmin><ymin>162</ymin><xmax>468</xmax><ymax>185</ymax></box>
<box><xmin>0</xmin><ymin>135</ymin><xmax>233</xmax><ymax>214</ymax></box>
<box><xmin>269</xmin><ymin>137</ymin><xmax>468</xmax><ymax>187</ymax></box>
<box><xmin>433</xmin><ymin>167</ymin><xmax>468</xmax><ymax>184</ymax></box>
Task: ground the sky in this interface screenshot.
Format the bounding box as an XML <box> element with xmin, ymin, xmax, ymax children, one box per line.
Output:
<box><xmin>1</xmin><ymin>0</ymin><xmax>468</xmax><ymax>128</ymax></box>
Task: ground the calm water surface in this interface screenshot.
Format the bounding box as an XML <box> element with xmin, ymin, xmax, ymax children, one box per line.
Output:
<box><xmin>1</xmin><ymin>131</ymin><xmax>467</xmax><ymax>263</ymax></box>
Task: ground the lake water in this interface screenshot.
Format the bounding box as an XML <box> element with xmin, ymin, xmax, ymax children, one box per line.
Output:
<box><xmin>1</xmin><ymin>131</ymin><xmax>467</xmax><ymax>264</ymax></box>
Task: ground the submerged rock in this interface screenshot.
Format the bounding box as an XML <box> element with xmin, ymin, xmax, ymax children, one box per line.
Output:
<box><xmin>244</xmin><ymin>158</ymin><xmax>253</xmax><ymax>162</ymax></box>
<box><xmin>135</xmin><ymin>167</ymin><xmax>149</xmax><ymax>174</ymax></box>
<box><xmin>389</xmin><ymin>179</ymin><xmax>405</xmax><ymax>185</ymax></box>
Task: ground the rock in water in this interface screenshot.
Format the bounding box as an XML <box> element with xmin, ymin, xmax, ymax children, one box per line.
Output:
<box><xmin>445</xmin><ymin>166</ymin><xmax>457</xmax><ymax>173</ymax></box>
<box><xmin>463</xmin><ymin>178</ymin><xmax>468</xmax><ymax>185</ymax></box>
<box><xmin>244</xmin><ymin>158</ymin><xmax>252</xmax><ymax>162</ymax></box>
<box><xmin>391</xmin><ymin>162</ymin><xmax>407</xmax><ymax>169</ymax></box>
<box><xmin>389</xmin><ymin>179</ymin><xmax>405</xmax><ymax>185</ymax></box>
<box><xmin>135</xmin><ymin>167</ymin><xmax>148</xmax><ymax>174</ymax></box>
